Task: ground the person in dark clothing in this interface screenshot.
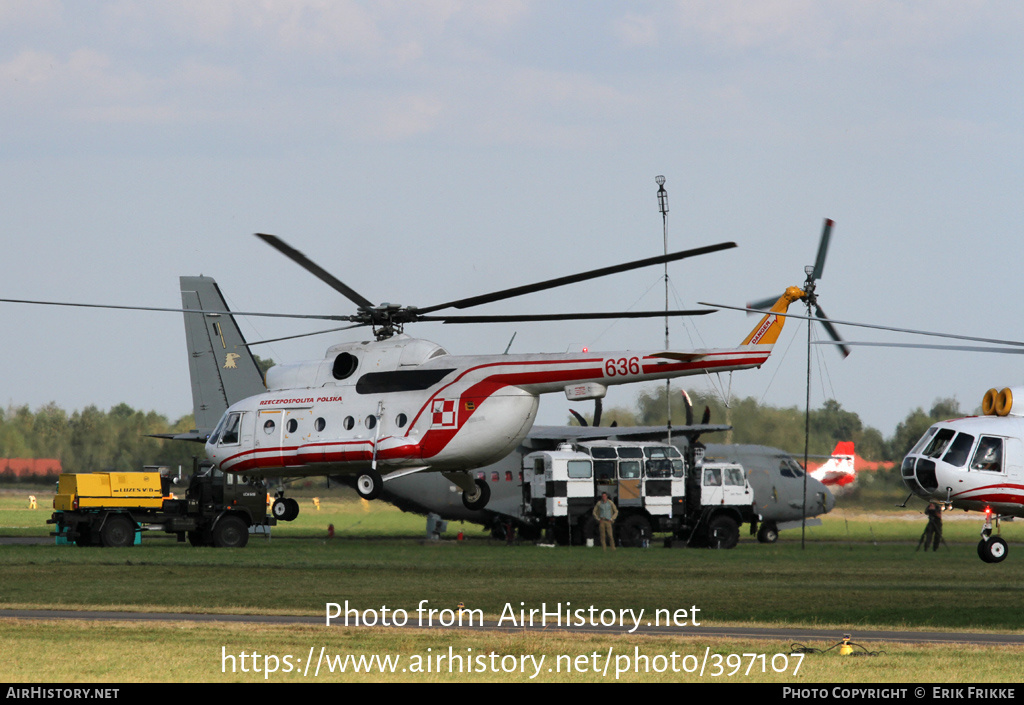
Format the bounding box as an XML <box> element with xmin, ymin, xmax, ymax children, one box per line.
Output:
<box><xmin>924</xmin><ymin>502</ymin><xmax>943</xmax><ymax>551</ymax></box>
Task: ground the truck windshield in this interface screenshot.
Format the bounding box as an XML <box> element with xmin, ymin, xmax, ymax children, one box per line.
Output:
<box><xmin>724</xmin><ymin>467</ymin><xmax>745</xmax><ymax>486</ymax></box>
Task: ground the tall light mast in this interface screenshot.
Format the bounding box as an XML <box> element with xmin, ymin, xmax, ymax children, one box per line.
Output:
<box><xmin>656</xmin><ymin>175</ymin><xmax>671</xmax><ymax>440</ymax></box>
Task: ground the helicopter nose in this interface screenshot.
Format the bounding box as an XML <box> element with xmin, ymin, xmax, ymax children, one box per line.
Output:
<box><xmin>901</xmin><ymin>455</ymin><xmax>939</xmax><ymax>498</ymax></box>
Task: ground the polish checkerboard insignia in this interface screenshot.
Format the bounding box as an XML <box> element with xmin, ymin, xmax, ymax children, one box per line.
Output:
<box><xmin>431</xmin><ymin>399</ymin><xmax>457</xmax><ymax>427</ymax></box>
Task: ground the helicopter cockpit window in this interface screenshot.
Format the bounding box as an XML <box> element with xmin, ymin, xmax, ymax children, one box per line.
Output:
<box><xmin>941</xmin><ymin>432</ymin><xmax>975</xmax><ymax>468</ymax></box>
<box><xmin>208</xmin><ymin>413</ymin><xmax>228</xmax><ymax>445</ymax></box>
<box><xmin>970</xmin><ymin>436</ymin><xmax>1004</xmax><ymax>472</ymax></box>
<box><xmin>910</xmin><ymin>427</ymin><xmax>938</xmax><ymax>456</ymax></box>
<box><xmin>220</xmin><ymin>412</ymin><xmax>242</xmax><ymax>446</ymax></box>
<box><xmin>922</xmin><ymin>428</ymin><xmax>956</xmax><ymax>459</ymax></box>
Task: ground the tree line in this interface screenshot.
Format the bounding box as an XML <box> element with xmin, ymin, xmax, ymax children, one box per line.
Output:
<box><xmin>0</xmin><ymin>403</ymin><xmax>200</xmax><ymax>480</ymax></box>
<box><xmin>0</xmin><ymin>390</ymin><xmax>966</xmax><ymax>482</ymax></box>
<box><xmin>578</xmin><ymin>385</ymin><xmax>968</xmax><ymax>462</ymax></box>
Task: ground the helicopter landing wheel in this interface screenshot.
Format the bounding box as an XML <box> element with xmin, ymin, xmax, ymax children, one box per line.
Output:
<box><xmin>272</xmin><ymin>497</ymin><xmax>299</xmax><ymax>521</ymax></box>
<box><xmin>355</xmin><ymin>469</ymin><xmax>383</xmax><ymax>500</ymax></box>
<box><xmin>978</xmin><ymin>536</ymin><xmax>1008</xmax><ymax>563</ymax></box>
<box><xmin>462</xmin><ymin>478</ymin><xmax>490</xmax><ymax>510</ymax></box>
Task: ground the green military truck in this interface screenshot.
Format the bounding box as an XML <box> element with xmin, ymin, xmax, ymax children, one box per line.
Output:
<box><xmin>49</xmin><ymin>465</ymin><xmax>273</xmax><ymax>548</ymax></box>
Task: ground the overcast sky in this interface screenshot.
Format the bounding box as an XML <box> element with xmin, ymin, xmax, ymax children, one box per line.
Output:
<box><xmin>2</xmin><ymin>1</ymin><xmax>1023</xmax><ymax>441</ymax></box>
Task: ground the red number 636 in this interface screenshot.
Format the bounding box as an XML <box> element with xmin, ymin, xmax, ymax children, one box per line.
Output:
<box><xmin>604</xmin><ymin>357</ymin><xmax>640</xmax><ymax>376</ymax></box>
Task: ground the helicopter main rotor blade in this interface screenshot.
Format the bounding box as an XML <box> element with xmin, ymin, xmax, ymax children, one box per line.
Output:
<box><xmin>700</xmin><ymin>301</ymin><xmax>1024</xmax><ymax>348</ymax></box>
<box><xmin>421</xmin><ymin>309</ymin><xmax>716</xmax><ymax>324</ymax></box>
<box><xmin>243</xmin><ymin>323</ymin><xmax>369</xmax><ymax>347</ymax></box>
<box><xmin>810</xmin><ymin>218</ymin><xmax>833</xmax><ymax>282</ymax></box>
<box><xmin>416</xmin><ymin>241</ymin><xmax>737</xmax><ymax>314</ymax></box>
<box><xmin>256</xmin><ymin>233</ymin><xmax>375</xmax><ymax>310</ymax></box>
<box><xmin>0</xmin><ymin>297</ymin><xmax>352</xmax><ymax>322</ymax></box>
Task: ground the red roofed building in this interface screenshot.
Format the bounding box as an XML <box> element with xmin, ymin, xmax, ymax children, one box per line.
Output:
<box><xmin>1</xmin><ymin>458</ymin><xmax>63</xmax><ymax>478</ymax></box>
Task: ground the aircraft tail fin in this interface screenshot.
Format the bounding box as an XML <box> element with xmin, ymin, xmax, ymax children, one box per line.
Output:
<box><xmin>740</xmin><ymin>286</ymin><xmax>805</xmax><ymax>347</ymax></box>
<box><xmin>180</xmin><ymin>276</ymin><xmax>266</xmax><ymax>436</ymax></box>
<box><xmin>810</xmin><ymin>441</ymin><xmax>857</xmax><ymax>487</ymax></box>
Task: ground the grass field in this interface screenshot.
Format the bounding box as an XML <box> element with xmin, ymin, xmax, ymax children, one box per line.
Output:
<box><xmin>2</xmin><ymin>485</ymin><xmax>1023</xmax><ymax>683</ymax></box>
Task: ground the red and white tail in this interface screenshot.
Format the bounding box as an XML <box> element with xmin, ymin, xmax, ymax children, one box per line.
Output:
<box><xmin>809</xmin><ymin>441</ymin><xmax>857</xmax><ymax>487</ymax></box>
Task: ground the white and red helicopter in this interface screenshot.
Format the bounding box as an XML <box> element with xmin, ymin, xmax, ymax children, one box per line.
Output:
<box><xmin>708</xmin><ymin>300</ymin><xmax>1024</xmax><ymax>563</ymax></box>
<box><xmin>2</xmin><ymin>233</ymin><xmax>807</xmax><ymax>520</ymax></box>
<box><xmin>901</xmin><ymin>387</ymin><xmax>1024</xmax><ymax>563</ymax></box>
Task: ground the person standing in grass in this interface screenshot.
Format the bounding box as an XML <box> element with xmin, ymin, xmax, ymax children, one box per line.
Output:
<box><xmin>593</xmin><ymin>492</ymin><xmax>618</xmax><ymax>551</ymax></box>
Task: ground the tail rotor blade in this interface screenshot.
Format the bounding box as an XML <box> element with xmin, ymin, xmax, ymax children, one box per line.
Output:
<box><xmin>810</xmin><ymin>218</ymin><xmax>834</xmax><ymax>282</ymax></box>
<box><xmin>746</xmin><ymin>295</ymin><xmax>779</xmax><ymax>313</ymax></box>
<box><xmin>814</xmin><ymin>303</ymin><xmax>850</xmax><ymax>358</ymax></box>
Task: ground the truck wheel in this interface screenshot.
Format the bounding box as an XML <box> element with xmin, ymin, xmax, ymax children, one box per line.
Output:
<box><xmin>100</xmin><ymin>515</ymin><xmax>136</xmax><ymax>548</ymax></box>
<box><xmin>213</xmin><ymin>516</ymin><xmax>249</xmax><ymax>548</ymax></box>
<box><xmin>757</xmin><ymin>521</ymin><xmax>779</xmax><ymax>544</ymax></box>
<box><xmin>618</xmin><ymin>515</ymin><xmax>651</xmax><ymax>548</ymax></box>
<box><xmin>74</xmin><ymin>527</ymin><xmax>99</xmax><ymax>547</ymax></box>
<box><xmin>707</xmin><ymin>516</ymin><xmax>739</xmax><ymax>549</ymax></box>
<box><xmin>355</xmin><ymin>470</ymin><xmax>383</xmax><ymax>500</ymax></box>
<box><xmin>462</xmin><ymin>478</ymin><xmax>490</xmax><ymax>510</ymax></box>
